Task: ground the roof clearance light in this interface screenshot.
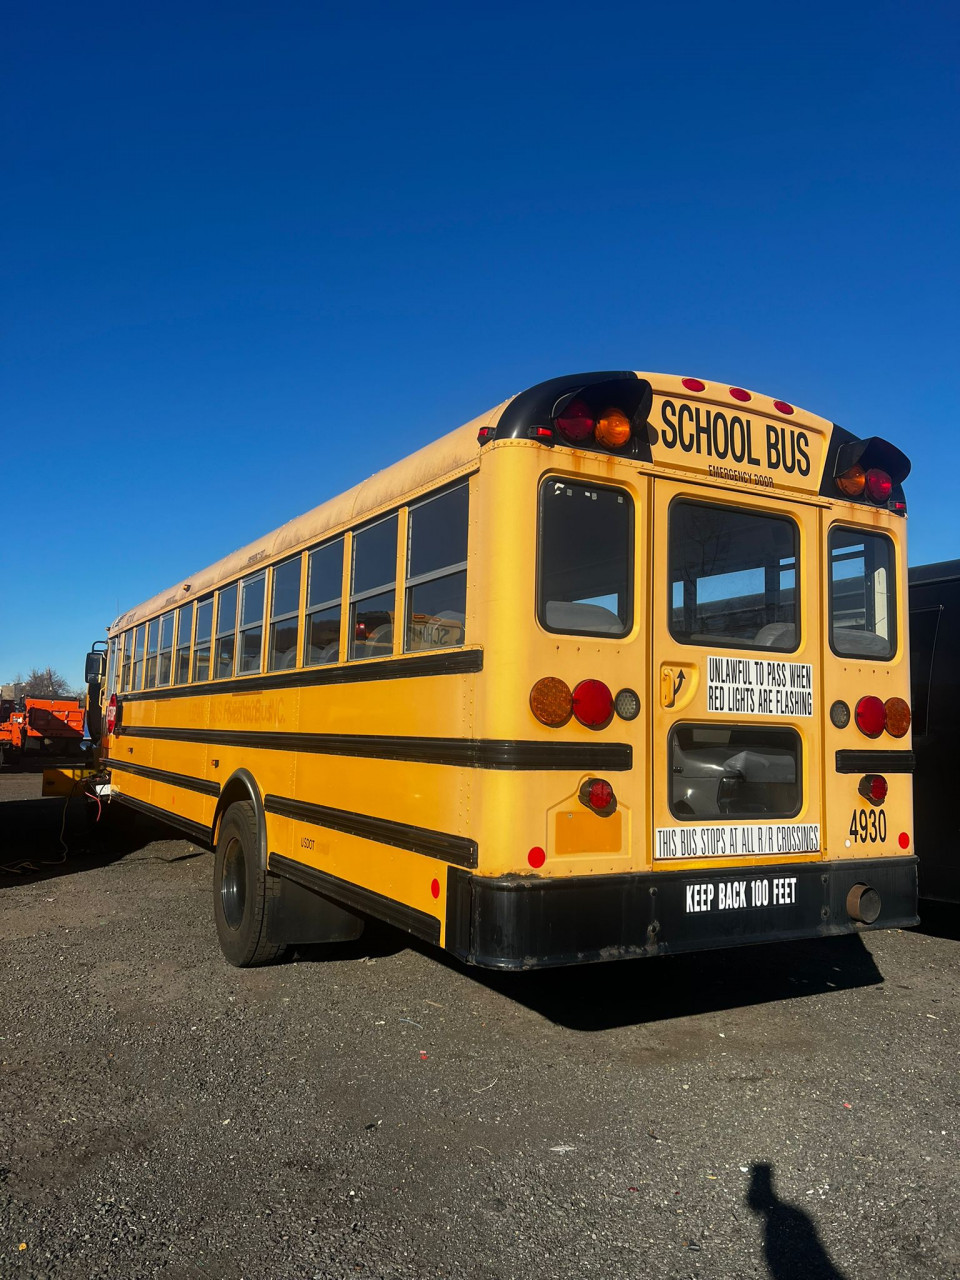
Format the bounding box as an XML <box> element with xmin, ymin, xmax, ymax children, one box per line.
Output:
<box><xmin>865</xmin><ymin>469</ymin><xmax>893</xmax><ymax>504</ymax></box>
<box><xmin>729</xmin><ymin>387</ymin><xmax>751</xmax><ymax>402</ymax></box>
<box><xmin>884</xmin><ymin>697</ymin><xmax>911</xmax><ymax>738</ymax></box>
<box><xmin>555</xmin><ymin>399</ymin><xmax>595</xmax><ymax>442</ymax></box>
<box><xmin>572</xmin><ymin>679</ymin><xmax>614</xmax><ymax>729</ymax></box>
<box><xmin>855</xmin><ymin>695</ymin><xmax>886</xmax><ymax>738</ymax></box>
<box><xmin>530</xmin><ymin>677</ymin><xmax>573</xmax><ymax>727</ymax></box>
<box><xmin>682</xmin><ymin>378</ymin><xmax>705</xmax><ymax>392</ymax></box>
<box><xmin>773</xmin><ymin>400</ymin><xmax>795</xmax><ymax>415</ymax></box>
<box><xmin>837</xmin><ymin>464</ymin><xmax>866</xmax><ymax>497</ymax></box>
<box><xmin>594</xmin><ymin>408</ymin><xmax>632</xmax><ymax>449</ymax></box>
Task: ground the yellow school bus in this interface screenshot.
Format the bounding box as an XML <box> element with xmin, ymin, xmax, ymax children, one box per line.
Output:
<box><xmin>86</xmin><ymin>371</ymin><xmax>918</xmax><ymax>967</ymax></box>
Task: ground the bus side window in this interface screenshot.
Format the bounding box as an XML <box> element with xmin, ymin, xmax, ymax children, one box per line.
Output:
<box><xmin>174</xmin><ymin>602</ymin><xmax>193</xmax><ymax>684</ymax></box>
<box><xmin>131</xmin><ymin>625</ymin><xmax>146</xmax><ymax>690</ymax></box>
<box><xmin>119</xmin><ymin>632</ymin><xmax>131</xmax><ymax>693</ymax></box>
<box><xmin>405</xmin><ymin>484</ymin><xmax>468</xmax><ymax>653</ymax></box>
<box><xmin>350</xmin><ymin>515</ymin><xmax>398</xmax><ymax>660</ymax></box>
<box><xmin>214</xmin><ymin>583</ymin><xmax>239</xmax><ymax>679</ymax></box>
<box><xmin>193</xmin><ymin>597</ymin><xmax>213</xmax><ymax>682</ymax></box>
<box><xmin>304</xmin><ymin>538</ymin><xmax>344</xmax><ymax>667</ymax></box>
<box><xmin>238</xmin><ymin>573</ymin><xmax>266</xmax><ymax>675</ymax></box>
<box><xmin>268</xmin><ymin>557</ymin><xmax>302</xmax><ymax>671</ymax></box>
<box><xmin>157</xmin><ymin>611</ymin><xmax>174</xmax><ymax>686</ymax></box>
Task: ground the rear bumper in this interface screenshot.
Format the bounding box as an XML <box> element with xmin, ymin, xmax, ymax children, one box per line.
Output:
<box><xmin>445</xmin><ymin>856</ymin><xmax>919</xmax><ymax>970</ymax></box>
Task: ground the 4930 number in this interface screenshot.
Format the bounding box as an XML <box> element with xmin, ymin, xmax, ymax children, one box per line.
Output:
<box><xmin>849</xmin><ymin>809</ymin><xmax>887</xmax><ymax>844</ymax></box>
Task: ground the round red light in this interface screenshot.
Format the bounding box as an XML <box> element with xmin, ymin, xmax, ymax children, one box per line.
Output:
<box><xmin>898</xmin><ymin>832</ymin><xmax>910</xmax><ymax>849</ymax></box>
<box><xmin>773</xmin><ymin>400</ymin><xmax>794</xmax><ymax>415</ymax></box>
<box><xmin>528</xmin><ymin>846</ymin><xmax>546</xmax><ymax>869</ymax></box>
<box><xmin>430</xmin><ymin>878</ymin><xmax>440</xmax><ymax>899</ymax></box>
<box><xmin>867</xmin><ymin>775</ymin><xmax>888</xmax><ymax>802</ymax></box>
<box><xmin>855</xmin><ymin>695</ymin><xmax>886</xmax><ymax>738</ymax></box>
<box><xmin>729</xmin><ymin>387</ymin><xmax>751</xmax><ymax>402</ymax></box>
<box><xmin>572</xmin><ymin>679</ymin><xmax>614</xmax><ymax>729</ymax></box>
<box><xmin>865</xmin><ymin>469</ymin><xmax>892</xmax><ymax>504</ymax></box>
<box><xmin>555</xmin><ymin>399</ymin><xmax>595</xmax><ymax>442</ymax></box>
<box><xmin>682</xmin><ymin>378</ymin><xmax>705</xmax><ymax>392</ymax></box>
<box><xmin>588</xmin><ymin>780</ymin><xmax>614</xmax><ymax>810</ymax></box>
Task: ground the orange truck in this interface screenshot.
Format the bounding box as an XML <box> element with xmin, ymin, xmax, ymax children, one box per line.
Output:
<box><xmin>0</xmin><ymin>697</ymin><xmax>86</xmax><ymax>768</ymax></box>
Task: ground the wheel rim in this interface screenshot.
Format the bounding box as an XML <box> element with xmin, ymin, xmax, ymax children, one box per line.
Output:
<box><xmin>220</xmin><ymin>835</ymin><xmax>247</xmax><ymax>930</ymax></box>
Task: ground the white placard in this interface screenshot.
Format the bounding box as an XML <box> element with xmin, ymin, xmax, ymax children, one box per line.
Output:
<box><xmin>655</xmin><ymin>822</ymin><xmax>820</xmax><ymax>861</ymax></box>
<box><xmin>707</xmin><ymin>655</ymin><xmax>813</xmax><ymax>717</ymax></box>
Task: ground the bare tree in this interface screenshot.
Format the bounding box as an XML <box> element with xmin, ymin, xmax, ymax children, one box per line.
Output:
<box><xmin>23</xmin><ymin>667</ymin><xmax>73</xmax><ymax>699</ymax></box>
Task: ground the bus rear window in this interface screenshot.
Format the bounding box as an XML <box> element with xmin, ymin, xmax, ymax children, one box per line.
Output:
<box><xmin>829</xmin><ymin>528</ymin><xmax>896</xmax><ymax>660</ymax></box>
<box><xmin>669</xmin><ymin>502</ymin><xmax>798</xmax><ymax>651</ymax></box>
<box><xmin>538</xmin><ymin>481</ymin><xmax>632</xmax><ymax>637</ymax></box>
<box><xmin>670</xmin><ymin>724</ymin><xmax>801</xmax><ymax>820</ymax></box>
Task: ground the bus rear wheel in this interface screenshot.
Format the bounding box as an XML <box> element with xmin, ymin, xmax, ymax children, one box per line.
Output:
<box><xmin>213</xmin><ymin>800</ymin><xmax>286</xmax><ymax>967</ymax></box>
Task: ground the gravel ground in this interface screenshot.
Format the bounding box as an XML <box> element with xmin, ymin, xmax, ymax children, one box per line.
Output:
<box><xmin>1</xmin><ymin>773</ymin><xmax>958</xmax><ymax>1280</ymax></box>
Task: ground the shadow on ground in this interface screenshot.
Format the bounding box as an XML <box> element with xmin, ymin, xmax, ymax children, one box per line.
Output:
<box><xmin>748</xmin><ymin>1162</ymin><xmax>849</xmax><ymax>1279</ymax></box>
<box><xmin>913</xmin><ymin>898</ymin><xmax>960</xmax><ymax>943</ymax></box>
<box><xmin>405</xmin><ymin>930</ymin><xmax>884</xmax><ymax>1031</ymax></box>
<box><xmin>0</xmin><ymin>794</ymin><xmax>192</xmax><ymax>887</ymax></box>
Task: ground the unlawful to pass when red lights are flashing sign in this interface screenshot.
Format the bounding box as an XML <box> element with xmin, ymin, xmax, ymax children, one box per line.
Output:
<box><xmin>707</xmin><ymin>656</ymin><xmax>813</xmax><ymax>717</ymax></box>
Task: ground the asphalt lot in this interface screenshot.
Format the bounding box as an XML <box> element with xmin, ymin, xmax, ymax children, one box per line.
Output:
<box><xmin>0</xmin><ymin>773</ymin><xmax>958</xmax><ymax>1280</ymax></box>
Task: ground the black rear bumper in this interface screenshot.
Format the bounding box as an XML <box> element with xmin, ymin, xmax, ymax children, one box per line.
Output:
<box><xmin>445</xmin><ymin>856</ymin><xmax>918</xmax><ymax>970</ymax></box>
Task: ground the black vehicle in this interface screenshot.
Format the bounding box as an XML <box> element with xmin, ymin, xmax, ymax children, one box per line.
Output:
<box><xmin>909</xmin><ymin>559</ymin><xmax>960</xmax><ymax>903</ymax></box>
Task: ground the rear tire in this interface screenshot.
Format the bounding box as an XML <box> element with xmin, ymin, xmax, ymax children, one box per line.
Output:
<box><xmin>213</xmin><ymin>800</ymin><xmax>286</xmax><ymax>967</ymax></box>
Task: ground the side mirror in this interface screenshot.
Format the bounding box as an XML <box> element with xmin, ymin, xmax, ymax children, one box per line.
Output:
<box><xmin>85</xmin><ymin>650</ymin><xmax>106</xmax><ymax>683</ymax></box>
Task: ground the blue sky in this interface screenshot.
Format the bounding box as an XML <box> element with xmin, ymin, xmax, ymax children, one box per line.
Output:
<box><xmin>3</xmin><ymin>0</ymin><xmax>958</xmax><ymax>687</ymax></box>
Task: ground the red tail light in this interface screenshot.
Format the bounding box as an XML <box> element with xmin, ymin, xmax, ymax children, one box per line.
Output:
<box><xmin>865</xmin><ymin>469</ymin><xmax>892</xmax><ymax>503</ymax></box>
<box><xmin>554</xmin><ymin>399</ymin><xmax>595</xmax><ymax>442</ymax></box>
<box><xmin>572</xmin><ymin>680</ymin><xmax>614</xmax><ymax>729</ymax></box>
<box><xmin>105</xmin><ymin>694</ymin><xmax>118</xmax><ymax>736</ymax></box>
<box><xmin>855</xmin><ymin>696</ymin><xmax>885</xmax><ymax>738</ymax></box>
<box><xmin>859</xmin><ymin>775</ymin><xmax>888</xmax><ymax>803</ymax></box>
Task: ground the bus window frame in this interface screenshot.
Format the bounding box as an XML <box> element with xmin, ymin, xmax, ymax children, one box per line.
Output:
<box><xmin>349</xmin><ymin>511</ymin><xmax>400</xmax><ymax>661</ymax></box>
<box><xmin>827</xmin><ymin>524</ymin><xmax>898</xmax><ymax>662</ymax></box>
<box><xmin>267</xmin><ymin>555</ymin><xmax>303</xmax><ymax>673</ymax></box>
<box><xmin>536</xmin><ymin>476</ymin><xmax>635</xmax><ymax>640</ymax></box>
<box><xmin>303</xmin><ymin>536</ymin><xmax>345</xmax><ymax>668</ymax></box>
<box><xmin>667</xmin><ymin>721</ymin><xmax>804</xmax><ymax>822</ymax></box>
<box><xmin>404</xmin><ymin>481</ymin><xmax>469</xmax><ymax>654</ymax></box>
<box><xmin>667</xmin><ymin>497</ymin><xmax>801</xmax><ymax>654</ymax></box>
<box><xmin>174</xmin><ymin>601</ymin><xmax>194</xmax><ymax>686</ymax></box>
<box><xmin>237</xmin><ymin>570</ymin><xmax>267</xmax><ymax>675</ymax></box>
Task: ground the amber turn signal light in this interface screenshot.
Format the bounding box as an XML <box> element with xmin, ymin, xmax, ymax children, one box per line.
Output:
<box><xmin>884</xmin><ymin>697</ymin><xmax>911</xmax><ymax>738</ymax></box>
<box><xmin>530</xmin><ymin>677</ymin><xmax>573</xmax><ymax>727</ymax></box>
